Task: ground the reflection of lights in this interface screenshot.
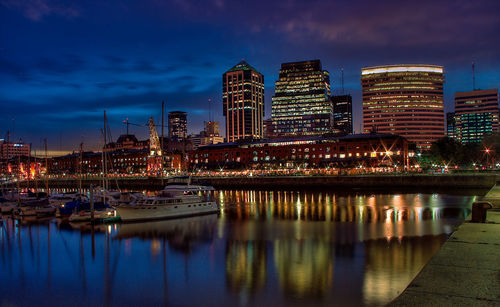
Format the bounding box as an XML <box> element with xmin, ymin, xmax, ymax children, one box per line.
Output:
<box><xmin>385</xmin><ymin>209</ymin><xmax>393</xmax><ymax>223</ymax></box>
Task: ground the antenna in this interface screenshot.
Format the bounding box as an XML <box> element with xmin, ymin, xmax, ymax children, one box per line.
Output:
<box><xmin>341</xmin><ymin>68</ymin><xmax>344</xmax><ymax>95</ymax></box>
<box><xmin>472</xmin><ymin>61</ymin><xmax>476</xmax><ymax>90</ymax></box>
<box><xmin>208</xmin><ymin>98</ymin><xmax>212</xmax><ymax>122</ymax></box>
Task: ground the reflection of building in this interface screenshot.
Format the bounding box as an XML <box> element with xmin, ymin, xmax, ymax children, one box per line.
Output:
<box><xmin>225</xmin><ymin>241</ymin><xmax>267</xmax><ymax>295</ymax></box>
<box><xmin>453</xmin><ymin>89</ymin><xmax>499</xmax><ymax>144</ymax></box>
<box><xmin>331</xmin><ymin>94</ymin><xmax>353</xmax><ymax>135</ymax></box>
<box><xmin>273</xmin><ymin>239</ymin><xmax>333</xmax><ymax>298</ymax></box>
<box><xmin>188</xmin><ymin>133</ymin><xmax>409</xmax><ymax>169</ymax></box>
<box><xmin>361</xmin><ymin>65</ymin><xmax>445</xmax><ymax>150</ymax></box>
<box><xmin>0</xmin><ymin>140</ymin><xmax>30</xmax><ymax>159</ymax></box>
<box><xmin>168</xmin><ymin>111</ymin><xmax>188</xmax><ymax>142</ymax></box>
<box><xmin>272</xmin><ymin>60</ymin><xmax>332</xmax><ymax>136</ymax></box>
<box><xmin>362</xmin><ymin>236</ymin><xmax>444</xmax><ymax>306</ymax></box>
<box><xmin>223</xmin><ymin>61</ymin><xmax>265</xmax><ymax>141</ymax></box>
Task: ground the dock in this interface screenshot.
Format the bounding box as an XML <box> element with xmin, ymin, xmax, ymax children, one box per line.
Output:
<box><xmin>389</xmin><ymin>185</ymin><xmax>500</xmax><ymax>306</ymax></box>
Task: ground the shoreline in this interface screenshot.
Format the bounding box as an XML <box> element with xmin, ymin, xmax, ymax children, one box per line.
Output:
<box><xmin>10</xmin><ymin>174</ymin><xmax>498</xmax><ymax>195</ymax></box>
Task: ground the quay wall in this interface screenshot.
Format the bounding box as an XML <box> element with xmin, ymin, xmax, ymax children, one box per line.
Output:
<box><xmin>15</xmin><ymin>174</ymin><xmax>499</xmax><ymax>192</ymax></box>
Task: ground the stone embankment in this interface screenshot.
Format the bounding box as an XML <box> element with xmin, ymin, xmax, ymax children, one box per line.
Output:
<box><xmin>17</xmin><ymin>174</ymin><xmax>499</xmax><ymax>192</ymax></box>
<box><xmin>389</xmin><ymin>184</ymin><xmax>500</xmax><ymax>306</ymax></box>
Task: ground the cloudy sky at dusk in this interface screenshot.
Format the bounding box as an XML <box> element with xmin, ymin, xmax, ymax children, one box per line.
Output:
<box><xmin>1</xmin><ymin>0</ymin><xmax>499</xmax><ymax>152</ymax></box>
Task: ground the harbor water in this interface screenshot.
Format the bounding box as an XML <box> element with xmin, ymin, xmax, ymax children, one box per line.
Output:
<box><xmin>0</xmin><ymin>190</ymin><xmax>476</xmax><ymax>306</ymax></box>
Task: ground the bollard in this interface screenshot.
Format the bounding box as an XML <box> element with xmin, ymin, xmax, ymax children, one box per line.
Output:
<box><xmin>471</xmin><ymin>201</ymin><xmax>492</xmax><ymax>223</ymax></box>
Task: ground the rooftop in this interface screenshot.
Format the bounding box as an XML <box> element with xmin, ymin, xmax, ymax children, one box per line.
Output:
<box><xmin>225</xmin><ymin>60</ymin><xmax>260</xmax><ymax>74</ymax></box>
<box><xmin>362</xmin><ymin>64</ymin><xmax>443</xmax><ymax>75</ymax></box>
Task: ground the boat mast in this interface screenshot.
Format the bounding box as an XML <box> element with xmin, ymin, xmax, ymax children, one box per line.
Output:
<box><xmin>44</xmin><ymin>139</ymin><xmax>48</xmax><ymax>192</ymax></box>
<box><xmin>79</xmin><ymin>142</ymin><xmax>83</xmax><ymax>196</ymax></box>
<box><xmin>103</xmin><ymin>110</ymin><xmax>108</xmax><ymax>192</ymax></box>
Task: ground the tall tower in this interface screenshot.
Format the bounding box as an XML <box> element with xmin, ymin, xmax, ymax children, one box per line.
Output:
<box><xmin>223</xmin><ymin>60</ymin><xmax>264</xmax><ymax>142</ymax></box>
<box><xmin>361</xmin><ymin>64</ymin><xmax>445</xmax><ymax>150</ymax></box>
<box><xmin>331</xmin><ymin>94</ymin><xmax>353</xmax><ymax>135</ymax></box>
<box><xmin>454</xmin><ymin>89</ymin><xmax>499</xmax><ymax>144</ymax></box>
<box><xmin>168</xmin><ymin>111</ymin><xmax>187</xmax><ymax>142</ymax></box>
<box><xmin>271</xmin><ymin>60</ymin><xmax>331</xmax><ymax>136</ymax></box>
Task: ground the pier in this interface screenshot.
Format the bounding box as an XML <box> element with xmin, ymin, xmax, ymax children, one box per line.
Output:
<box><xmin>390</xmin><ymin>184</ymin><xmax>500</xmax><ymax>306</ymax></box>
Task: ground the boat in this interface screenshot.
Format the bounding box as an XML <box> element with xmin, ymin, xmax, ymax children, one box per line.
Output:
<box><xmin>68</xmin><ymin>208</ymin><xmax>116</xmax><ymax>222</ymax></box>
<box><xmin>164</xmin><ymin>176</ymin><xmax>215</xmax><ymax>192</ymax></box>
<box><xmin>116</xmin><ymin>188</ymin><xmax>218</xmax><ymax>223</ymax></box>
<box><xmin>50</xmin><ymin>192</ymin><xmax>88</xmax><ymax>207</ymax></box>
<box><xmin>0</xmin><ymin>201</ymin><xmax>18</xmax><ymax>214</ymax></box>
<box><xmin>16</xmin><ymin>198</ymin><xmax>55</xmax><ymax>217</ymax></box>
<box><xmin>65</xmin><ymin>200</ymin><xmax>115</xmax><ymax>222</ymax></box>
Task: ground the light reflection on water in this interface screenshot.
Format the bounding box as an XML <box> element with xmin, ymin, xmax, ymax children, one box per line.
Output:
<box><xmin>0</xmin><ymin>190</ymin><xmax>474</xmax><ymax>306</ymax></box>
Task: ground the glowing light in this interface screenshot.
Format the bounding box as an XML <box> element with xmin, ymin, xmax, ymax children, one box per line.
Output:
<box><xmin>362</xmin><ymin>65</ymin><xmax>444</xmax><ymax>75</ymax></box>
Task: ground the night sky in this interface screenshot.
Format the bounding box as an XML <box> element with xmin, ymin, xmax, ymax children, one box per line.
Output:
<box><xmin>1</xmin><ymin>0</ymin><xmax>499</xmax><ymax>153</ymax></box>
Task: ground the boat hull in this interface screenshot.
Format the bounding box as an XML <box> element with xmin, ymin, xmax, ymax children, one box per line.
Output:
<box><xmin>116</xmin><ymin>201</ymin><xmax>218</xmax><ymax>223</ymax></box>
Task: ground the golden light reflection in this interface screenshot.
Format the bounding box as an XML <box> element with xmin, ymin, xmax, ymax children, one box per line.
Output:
<box><xmin>273</xmin><ymin>239</ymin><xmax>333</xmax><ymax>298</ymax></box>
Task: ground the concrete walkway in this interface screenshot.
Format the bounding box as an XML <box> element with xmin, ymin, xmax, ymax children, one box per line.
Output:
<box><xmin>390</xmin><ymin>188</ymin><xmax>500</xmax><ymax>306</ymax></box>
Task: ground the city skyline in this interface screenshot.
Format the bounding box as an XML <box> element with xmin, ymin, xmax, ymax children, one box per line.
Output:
<box><xmin>1</xmin><ymin>0</ymin><xmax>500</xmax><ymax>152</ymax></box>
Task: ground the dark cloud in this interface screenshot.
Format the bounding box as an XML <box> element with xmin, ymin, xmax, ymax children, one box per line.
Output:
<box><xmin>1</xmin><ymin>0</ymin><xmax>81</xmax><ymax>21</ymax></box>
<box><xmin>1</xmin><ymin>0</ymin><xmax>499</xmax><ymax>149</ymax></box>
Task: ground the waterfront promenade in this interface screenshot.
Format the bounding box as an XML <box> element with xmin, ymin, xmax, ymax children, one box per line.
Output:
<box><xmin>390</xmin><ymin>186</ymin><xmax>500</xmax><ymax>306</ymax></box>
<box><xmin>11</xmin><ymin>173</ymin><xmax>499</xmax><ymax>191</ymax></box>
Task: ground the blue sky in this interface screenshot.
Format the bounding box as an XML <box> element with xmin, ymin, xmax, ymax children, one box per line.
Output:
<box><xmin>1</xmin><ymin>0</ymin><xmax>499</xmax><ymax>152</ymax></box>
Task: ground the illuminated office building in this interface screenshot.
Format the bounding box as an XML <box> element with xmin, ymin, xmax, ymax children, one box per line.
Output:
<box><xmin>454</xmin><ymin>89</ymin><xmax>499</xmax><ymax>144</ymax></box>
<box><xmin>361</xmin><ymin>65</ymin><xmax>445</xmax><ymax>150</ymax></box>
<box><xmin>222</xmin><ymin>60</ymin><xmax>265</xmax><ymax>142</ymax></box>
<box><xmin>168</xmin><ymin>111</ymin><xmax>187</xmax><ymax>141</ymax></box>
<box><xmin>271</xmin><ymin>60</ymin><xmax>331</xmax><ymax>136</ymax></box>
<box><xmin>0</xmin><ymin>140</ymin><xmax>30</xmax><ymax>159</ymax></box>
<box><xmin>331</xmin><ymin>94</ymin><xmax>353</xmax><ymax>134</ymax></box>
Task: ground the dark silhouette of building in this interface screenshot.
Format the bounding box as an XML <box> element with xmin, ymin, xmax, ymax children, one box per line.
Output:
<box><xmin>168</xmin><ymin>111</ymin><xmax>188</xmax><ymax>141</ymax></box>
<box><xmin>331</xmin><ymin>95</ymin><xmax>353</xmax><ymax>135</ymax></box>
<box><xmin>446</xmin><ymin>112</ymin><xmax>456</xmax><ymax>139</ymax></box>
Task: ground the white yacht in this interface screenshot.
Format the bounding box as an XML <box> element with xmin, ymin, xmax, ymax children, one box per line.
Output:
<box><xmin>116</xmin><ymin>189</ymin><xmax>218</xmax><ymax>223</ymax></box>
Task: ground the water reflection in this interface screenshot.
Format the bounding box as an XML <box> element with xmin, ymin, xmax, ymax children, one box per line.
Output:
<box><xmin>0</xmin><ymin>191</ymin><xmax>475</xmax><ymax>306</ymax></box>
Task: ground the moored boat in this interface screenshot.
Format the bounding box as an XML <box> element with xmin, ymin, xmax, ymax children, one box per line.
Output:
<box><xmin>116</xmin><ymin>189</ymin><xmax>218</xmax><ymax>223</ymax></box>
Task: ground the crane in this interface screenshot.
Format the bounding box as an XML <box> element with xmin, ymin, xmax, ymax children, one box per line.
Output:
<box><xmin>123</xmin><ymin>118</ymin><xmax>145</xmax><ymax>135</ymax></box>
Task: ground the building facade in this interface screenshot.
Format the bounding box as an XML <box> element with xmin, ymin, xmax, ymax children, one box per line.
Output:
<box><xmin>0</xmin><ymin>140</ymin><xmax>30</xmax><ymax>159</ymax></box>
<box><xmin>168</xmin><ymin>111</ymin><xmax>188</xmax><ymax>141</ymax></box>
<box><xmin>222</xmin><ymin>61</ymin><xmax>265</xmax><ymax>142</ymax></box>
<box><xmin>187</xmin><ymin>134</ymin><xmax>409</xmax><ymax>170</ymax></box>
<box><xmin>361</xmin><ymin>65</ymin><xmax>445</xmax><ymax>150</ymax></box>
<box><xmin>190</xmin><ymin>121</ymin><xmax>224</xmax><ymax>149</ymax></box>
<box><xmin>331</xmin><ymin>94</ymin><xmax>353</xmax><ymax>135</ymax></box>
<box><xmin>454</xmin><ymin>89</ymin><xmax>499</xmax><ymax>144</ymax></box>
<box><xmin>446</xmin><ymin>112</ymin><xmax>456</xmax><ymax>139</ymax></box>
<box><xmin>271</xmin><ymin>60</ymin><xmax>332</xmax><ymax>137</ymax></box>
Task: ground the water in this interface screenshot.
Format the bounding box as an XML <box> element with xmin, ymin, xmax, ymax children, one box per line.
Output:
<box><xmin>0</xmin><ymin>190</ymin><xmax>476</xmax><ymax>306</ymax></box>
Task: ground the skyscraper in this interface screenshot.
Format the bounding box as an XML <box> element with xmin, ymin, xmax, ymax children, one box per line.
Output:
<box><xmin>331</xmin><ymin>94</ymin><xmax>353</xmax><ymax>135</ymax></box>
<box><xmin>222</xmin><ymin>60</ymin><xmax>265</xmax><ymax>142</ymax></box>
<box><xmin>168</xmin><ymin>111</ymin><xmax>187</xmax><ymax>141</ymax></box>
<box><xmin>361</xmin><ymin>65</ymin><xmax>445</xmax><ymax>150</ymax></box>
<box><xmin>446</xmin><ymin>112</ymin><xmax>456</xmax><ymax>139</ymax></box>
<box><xmin>454</xmin><ymin>89</ymin><xmax>499</xmax><ymax>144</ymax></box>
<box><xmin>271</xmin><ymin>60</ymin><xmax>331</xmax><ymax>136</ymax></box>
